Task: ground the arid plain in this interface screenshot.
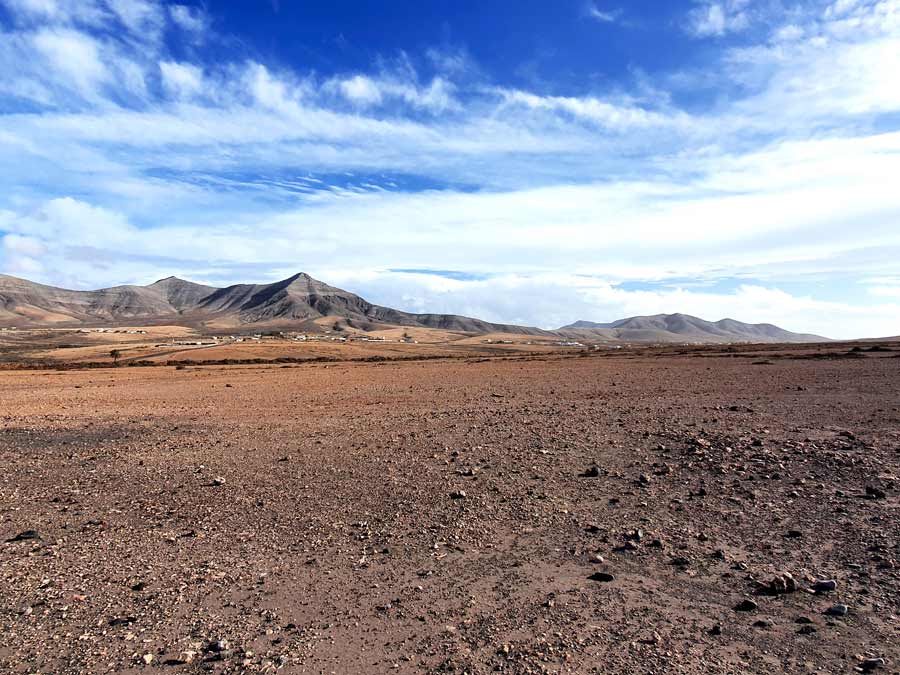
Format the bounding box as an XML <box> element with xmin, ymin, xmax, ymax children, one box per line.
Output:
<box><xmin>1</xmin><ymin>340</ymin><xmax>898</xmax><ymax>674</ymax></box>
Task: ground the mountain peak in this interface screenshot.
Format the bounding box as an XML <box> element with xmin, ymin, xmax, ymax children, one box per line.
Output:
<box><xmin>144</xmin><ymin>276</ymin><xmax>219</xmax><ymax>311</ymax></box>
<box><xmin>277</xmin><ymin>272</ymin><xmax>343</xmax><ymax>294</ymax></box>
<box><xmin>148</xmin><ymin>275</ymin><xmax>192</xmax><ymax>286</ymax></box>
<box><xmin>284</xmin><ymin>271</ymin><xmax>326</xmax><ymax>284</ymax></box>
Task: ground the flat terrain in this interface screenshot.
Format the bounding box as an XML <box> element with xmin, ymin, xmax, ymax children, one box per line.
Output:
<box><xmin>0</xmin><ymin>326</ymin><xmax>578</xmax><ymax>366</ymax></box>
<box><xmin>0</xmin><ymin>347</ymin><xmax>898</xmax><ymax>674</ymax></box>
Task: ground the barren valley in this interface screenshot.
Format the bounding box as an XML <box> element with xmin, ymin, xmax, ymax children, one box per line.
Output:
<box><xmin>1</xmin><ymin>343</ymin><xmax>897</xmax><ymax>674</ymax></box>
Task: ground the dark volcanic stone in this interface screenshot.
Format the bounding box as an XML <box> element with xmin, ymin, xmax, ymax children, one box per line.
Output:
<box><xmin>865</xmin><ymin>485</ymin><xmax>886</xmax><ymax>500</ymax></box>
<box><xmin>588</xmin><ymin>572</ymin><xmax>615</xmax><ymax>583</ymax></box>
<box><xmin>812</xmin><ymin>579</ymin><xmax>837</xmax><ymax>593</ymax></box>
<box><xmin>859</xmin><ymin>658</ymin><xmax>885</xmax><ymax>672</ymax></box>
<box><xmin>5</xmin><ymin>530</ymin><xmax>40</xmax><ymax>543</ymax></box>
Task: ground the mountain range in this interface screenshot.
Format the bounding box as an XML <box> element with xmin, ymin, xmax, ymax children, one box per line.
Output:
<box><xmin>0</xmin><ymin>273</ymin><xmax>542</xmax><ymax>335</ymax></box>
<box><xmin>560</xmin><ymin>315</ymin><xmax>826</xmax><ymax>344</ymax></box>
<box><xmin>0</xmin><ymin>273</ymin><xmax>828</xmax><ymax>343</ymax></box>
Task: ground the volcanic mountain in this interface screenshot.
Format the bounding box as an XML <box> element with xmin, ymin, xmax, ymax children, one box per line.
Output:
<box><xmin>0</xmin><ymin>273</ymin><xmax>543</xmax><ymax>334</ymax></box>
<box><xmin>560</xmin><ymin>313</ymin><xmax>827</xmax><ymax>343</ymax></box>
<box><xmin>0</xmin><ymin>273</ymin><xmax>828</xmax><ymax>342</ymax></box>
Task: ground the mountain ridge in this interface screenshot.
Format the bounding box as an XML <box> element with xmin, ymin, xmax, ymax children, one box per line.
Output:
<box><xmin>0</xmin><ymin>273</ymin><xmax>828</xmax><ymax>342</ymax></box>
<box><xmin>0</xmin><ymin>273</ymin><xmax>547</xmax><ymax>336</ymax></box>
<box><xmin>560</xmin><ymin>313</ymin><xmax>828</xmax><ymax>343</ymax></box>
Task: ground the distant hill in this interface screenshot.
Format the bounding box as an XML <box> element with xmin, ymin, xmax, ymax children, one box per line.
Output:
<box><xmin>560</xmin><ymin>313</ymin><xmax>828</xmax><ymax>343</ymax></box>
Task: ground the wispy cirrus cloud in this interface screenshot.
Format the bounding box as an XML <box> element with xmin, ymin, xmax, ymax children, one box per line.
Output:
<box><xmin>167</xmin><ymin>3</ymin><xmax>206</xmax><ymax>35</ymax></box>
<box><xmin>586</xmin><ymin>3</ymin><xmax>623</xmax><ymax>23</ymax></box>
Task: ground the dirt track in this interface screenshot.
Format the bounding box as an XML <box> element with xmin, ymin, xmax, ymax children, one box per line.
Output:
<box><xmin>1</xmin><ymin>350</ymin><xmax>898</xmax><ymax>674</ymax></box>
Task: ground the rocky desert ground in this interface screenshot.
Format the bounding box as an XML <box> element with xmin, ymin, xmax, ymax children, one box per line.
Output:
<box><xmin>1</xmin><ymin>344</ymin><xmax>898</xmax><ymax>674</ymax></box>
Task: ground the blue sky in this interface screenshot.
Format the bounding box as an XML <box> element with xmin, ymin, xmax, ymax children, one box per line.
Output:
<box><xmin>1</xmin><ymin>0</ymin><xmax>899</xmax><ymax>337</ymax></box>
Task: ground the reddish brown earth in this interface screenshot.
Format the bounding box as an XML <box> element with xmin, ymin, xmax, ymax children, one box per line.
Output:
<box><xmin>0</xmin><ymin>347</ymin><xmax>898</xmax><ymax>674</ymax></box>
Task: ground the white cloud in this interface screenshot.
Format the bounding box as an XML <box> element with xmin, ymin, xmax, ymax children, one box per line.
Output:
<box><xmin>866</xmin><ymin>276</ymin><xmax>900</xmax><ymax>300</ymax></box>
<box><xmin>2</xmin><ymin>232</ymin><xmax>45</xmax><ymax>257</ymax></box>
<box><xmin>825</xmin><ymin>0</ymin><xmax>865</xmax><ymax>19</ymax></box>
<box><xmin>3</xmin><ymin>0</ymin><xmax>195</xmax><ymax>41</ymax></box>
<box><xmin>106</xmin><ymin>0</ymin><xmax>163</xmax><ymax>37</ymax></box>
<box><xmin>335</xmin><ymin>74</ymin><xmax>382</xmax><ymax>106</ymax></box>
<box><xmin>1</xmin><ymin>0</ymin><xmax>59</xmax><ymax>20</ymax></box>
<box><xmin>1</xmin><ymin>0</ymin><xmax>112</xmax><ymax>29</ymax></box>
<box><xmin>168</xmin><ymin>4</ymin><xmax>207</xmax><ymax>34</ymax></box>
<box><xmin>688</xmin><ymin>0</ymin><xmax>751</xmax><ymax>37</ymax></box>
<box><xmin>326</xmin><ymin>72</ymin><xmax>457</xmax><ymax>112</ymax></box>
<box><xmin>771</xmin><ymin>24</ymin><xmax>804</xmax><ymax>42</ymax></box>
<box><xmin>117</xmin><ymin>58</ymin><xmax>147</xmax><ymax>98</ymax></box>
<box><xmin>587</xmin><ymin>4</ymin><xmax>622</xmax><ymax>23</ymax></box>
<box><xmin>723</xmin><ymin>4</ymin><xmax>900</xmax><ymax>123</ymax></box>
<box><xmin>497</xmin><ymin>89</ymin><xmax>692</xmax><ymax>132</ymax></box>
<box><xmin>31</xmin><ymin>28</ymin><xmax>108</xmax><ymax>95</ymax></box>
<box><xmin>241</xmin><ymin>62</ymin><xmax>315</xmax><ymax>114</ymax></box>
<box><xmin>159</xmin><ymin>60</ymin><xmax>203</xmax><ymax>99</ymax></box>
<box><xmin>407</xmin><ymin>77</ymin><xmax>456</xmax><ymax>112</ymax></box>
<box><xmin>869</xmin><ymin>285</ymin><xmax>900</xmax><ymax>298</ymax></box>
<box><xmin>425</xmin><ymin>46</ymin><xmax>473</xmax><ymax>75</ymax></box>
<box><xmin>2</xmin><ymin>196</ymin><xmax>136</xmax><ymax>241</ymax></box>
